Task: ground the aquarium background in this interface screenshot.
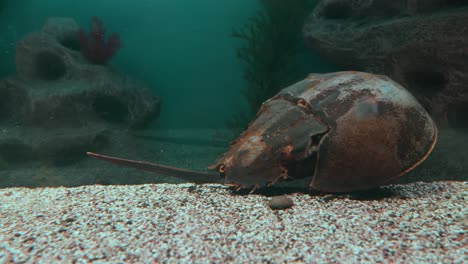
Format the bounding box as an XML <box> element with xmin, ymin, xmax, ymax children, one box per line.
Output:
<box><xmin>0</xmin><ymin>0</ymin><xmax>335</xmax><ymax>129</ymax></box>
<box><xmin>0</xmin><ymin>0</ymin><xmax>466</xmax><ymax>188</ymax></box>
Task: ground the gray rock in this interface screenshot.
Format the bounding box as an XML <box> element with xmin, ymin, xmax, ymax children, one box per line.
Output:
<box><xmin>268</xmin><ymin>195</ymin><xmax>294</xmax><ymax>210</ymax></box>
<box><xmin>0</xmin><ymin>17</ymin><xmax>160</xmax><ymax>169</ymax></box>
<box><xmin>41</xmin><ymin>17</ymin><xmax>81</xmax><ymax>45</ymax></box>
<box><xmin>303</xmin><ymin>0</ymin><xmax>468</xmax><ymax>128</ymax></box>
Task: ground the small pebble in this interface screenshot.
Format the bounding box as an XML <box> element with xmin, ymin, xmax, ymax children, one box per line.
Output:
<box><xmin>268</xmin><ymin>195</ymin><xmax>294</xmax><ymax>210</ymax></box>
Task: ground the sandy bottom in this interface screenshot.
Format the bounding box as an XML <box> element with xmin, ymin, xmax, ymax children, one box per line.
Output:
<box><xmin>0</xmin><ymin>181</ymin><xmax>466</xmax><ymax>263</ymax></box>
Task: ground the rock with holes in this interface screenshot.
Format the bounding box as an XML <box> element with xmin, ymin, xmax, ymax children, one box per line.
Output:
<box><xmin>302</xmin><ymin>0</ymin><xmax>468</xmax><ymax>128</ymax></box>
<box><xmin>0</xmin><ymin>17</ymin><xmax>159</xmax><ymax>167</ymax></box>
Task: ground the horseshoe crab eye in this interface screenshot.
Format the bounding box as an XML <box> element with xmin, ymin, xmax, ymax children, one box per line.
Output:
<box><xmin>219</xmin><ymin>165</ymin><xmax>226</xmax><ymax>173</ymax></box>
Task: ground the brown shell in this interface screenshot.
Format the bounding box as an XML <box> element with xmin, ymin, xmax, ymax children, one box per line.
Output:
<box><xmin>285</xmin><ymin>72</ymin><xmax>437</xmax><ymax>192</ymax></box>
<box><xmin>210</xmin><ymin>71</ymin><xmax>437</xmax><ymax>192</ymax></box>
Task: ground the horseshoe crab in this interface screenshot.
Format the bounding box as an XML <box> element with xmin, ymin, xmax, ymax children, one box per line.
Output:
<box><xmin>87</xmin><ymin>71</ymin><xmax>437</xmax><ymax>193</ymax></box>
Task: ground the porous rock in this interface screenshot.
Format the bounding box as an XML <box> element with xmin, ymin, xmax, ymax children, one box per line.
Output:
<box><xmin>0</xmin><ymin>17</ymin><xmax>160</xmax><ymax>169</ymax></box>
<box><xmin>303</xmin><ymin>0</ymin><xmax>468</xmax><ymax>128</ymax></box>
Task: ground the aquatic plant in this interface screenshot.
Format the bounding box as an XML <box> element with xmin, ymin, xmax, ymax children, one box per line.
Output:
<box><xmin>78</xmin><ymin>16</ymin><xmax>121</xmax><ymax>65</ymax></box>
<box><xmin>229</xmin><ymin>0</ymin><xmax>313</xmax><ymax>134</ymax></box>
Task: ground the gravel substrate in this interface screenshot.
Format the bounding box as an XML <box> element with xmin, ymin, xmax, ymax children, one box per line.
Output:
<box><xmin>0</xmin><ymin>181</ymin><xmax>466</xmax><ymax>263</ymax></box>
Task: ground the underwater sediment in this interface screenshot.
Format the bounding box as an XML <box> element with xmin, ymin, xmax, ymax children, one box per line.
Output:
<box><xmin>0</xmin><ymin>181</ymin><xmax>466</xmax><ymax>263</ymax></box>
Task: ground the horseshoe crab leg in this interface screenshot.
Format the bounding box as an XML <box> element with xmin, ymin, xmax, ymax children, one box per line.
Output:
<box><xmin>86</xmin><ymin>152</ymin><xmax>223</xmax><ymax>184</ymax></box>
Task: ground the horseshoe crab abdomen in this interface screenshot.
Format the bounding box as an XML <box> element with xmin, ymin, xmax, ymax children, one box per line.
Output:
<box><xmin>277</xmin><ymin>71</ymin><xmax>437</xmax><ymax>192</ymax></box>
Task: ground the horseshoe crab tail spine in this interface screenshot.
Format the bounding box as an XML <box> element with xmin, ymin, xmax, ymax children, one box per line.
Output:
<box><xmin>86</xmin><ymin>152</ymin><xmax>223</xmax><ymax>184</ymax></box>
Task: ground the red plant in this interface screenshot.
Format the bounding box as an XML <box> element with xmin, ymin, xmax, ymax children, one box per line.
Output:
<box><xmin>78</xmin><ymin>16</ymin><xmax>121</xmax><ymax>65</ymax></box>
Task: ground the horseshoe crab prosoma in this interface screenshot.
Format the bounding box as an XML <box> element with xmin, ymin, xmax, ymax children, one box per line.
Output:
<box><xmin>88</xmin><ymin>71</ymin><xmax>437</xmax><ymax>193</ymax></box>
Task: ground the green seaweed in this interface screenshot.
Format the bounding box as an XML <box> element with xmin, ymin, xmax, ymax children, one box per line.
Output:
<box><xmin>229</xmin><ymin>0</ymin><xmax>316</xmax><ymax>135</ymax></box>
